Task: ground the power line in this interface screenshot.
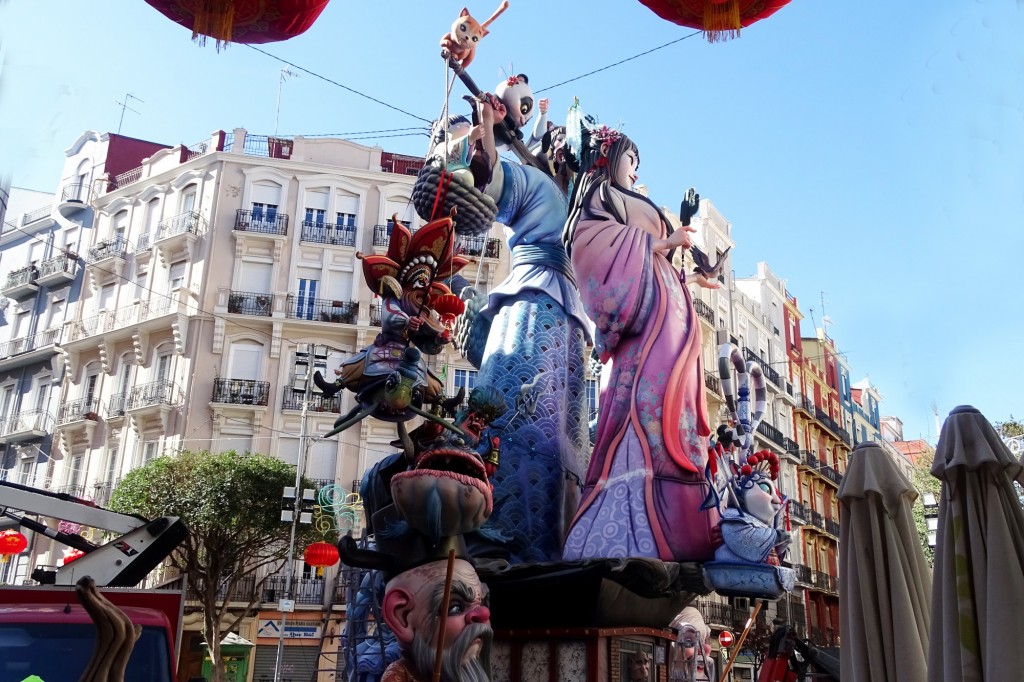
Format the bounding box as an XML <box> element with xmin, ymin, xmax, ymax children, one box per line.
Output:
<box><xmin>278</xmin><ymin>128</ymin><xmax>427</xmax><ymax>137</ymax></box>
<box><xmin>534</xmin><ymin>31</ymin><xmax>702</xmax><ymax>94</ymax></box>
<box><xmin>244</xmin><ymin>44</ymin><xmax>433</xmax><ymax>123</ymax></box>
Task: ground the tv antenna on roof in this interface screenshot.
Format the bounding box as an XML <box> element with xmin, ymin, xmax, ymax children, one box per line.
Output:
<box><xmin>275</xmin><ymin>68</ymin><xmax>299</xmax><ymax>136</ymax></box>
<box><xmin>115</xmin><ymin>93</ymin><xmax>143</xmax><ymax>135</ymax></box>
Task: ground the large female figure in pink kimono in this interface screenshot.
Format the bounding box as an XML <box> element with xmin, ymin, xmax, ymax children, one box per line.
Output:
<box><xmin>561</xmin><ymin>127</ymin><xmax>720</xmax><ymax>562</ymax></box>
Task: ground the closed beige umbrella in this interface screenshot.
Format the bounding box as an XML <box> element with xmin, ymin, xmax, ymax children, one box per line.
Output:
<box><xmin>839</xmin><ymin>442</ymin><xmax>931</xmax><ymax>682</ymax></box>
<box><xmin>928</xmin><ymin>406</ymin><xmax>1024</xmax><ymax>681</ymax></box>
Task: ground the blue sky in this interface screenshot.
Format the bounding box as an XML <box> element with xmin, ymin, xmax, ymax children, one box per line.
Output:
<box><xmin>1</xmin><ymin>0</ymin><xmax>1021</xmax><ymax>442</ymax></box>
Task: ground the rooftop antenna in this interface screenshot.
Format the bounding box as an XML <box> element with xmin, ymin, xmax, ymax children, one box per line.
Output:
<box><xmin>275</xmin><ymin>68</ymin><xmax>299</xmax><ymax>136</ymax></box>
<box><xmin>115</xmin><ymin>93</ymin><xmax>143</xmax><ymax>135</ymax></box>
<box><xmin>819</xmin><ymin>291</ymin><xmax>833</xmax><ymax>337</ymax></box>
<box><xmin>931</xmin><ymin>401</ymin><xmax>941</xmax><ymax>440</ymax></box>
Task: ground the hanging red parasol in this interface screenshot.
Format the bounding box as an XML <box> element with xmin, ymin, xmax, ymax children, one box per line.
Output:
<box><xmin>144</xmin><ymin>0</ymin><xmax>331</xmax><ymax>48</ymax></box>
<box><xmin>638</xmin><ymin>0</ymin><xmax>792</xmax><ymax>42</ymax></box>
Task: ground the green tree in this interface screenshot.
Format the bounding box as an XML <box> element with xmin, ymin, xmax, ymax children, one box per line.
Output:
<box><xmin>909</xmin><ymin>449</ymin><xmax>942</xmax><ymax>566</ymax></box>
<box><xmin>994</xmin><ymin>416</ymin><xmax>1024</xmax><ymax>507</ymax></box>
<box><xmin>110</xmin><ymin>450</ymin><xmax>325</xmax><ymax>682</ymax></box>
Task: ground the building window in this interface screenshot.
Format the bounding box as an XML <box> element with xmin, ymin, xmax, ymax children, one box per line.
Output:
<box><xmin>454</xmin><ymin>369</ymin><xmax>477</xmax><ymax>393</ymax></box>
<box><xmin>251</xmin><ymin>202</ymin><xmax>278</xmax><ymax>224</ymax></box>
<box><xmin>304</xmin><ymin>208</ymin><xmax>326</xmax><ymax>226</ymax></box>
<box><xmin>139</xmin><ymin>441</ymin><xmax>160</xmax><ymax>465</ymax></box>
<box><xmin>336</xmin><ymin>212</ymin><xmax>356</xmax><ymax>228</ymax></box>
<box><xmin>169</xmin><ymin>261</ymin><xmax>186</xmax><ymax>290</ymax></box>
<box><xmin>17</xmin><ymin>457</ymin><xmax>35</xmax><ymax>486</ymax></box>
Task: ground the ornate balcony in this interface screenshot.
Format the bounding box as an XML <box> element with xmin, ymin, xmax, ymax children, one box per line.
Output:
<box><xmin>0</xmin><ymin>328</ymin><xmax>62</xmax><ymax>373</ymax></box>
<box><xmin>825</xmin><ymin>518</ymin><xmax>841</xmax><ymax>537</ymax></box>
<box><xmin>36</xmin><ymin>253</ymin><xmax>79</xmax><ymax>288</ymax></box>
<box><xmin>704</xmin><ymin>368</ymin><xmax>720</xmax><ymax>395</ymax></box>
<box><xmin>372</xmin><ymin>223</ymin><xmax>391</xmax><ymax>247</ymax></box>
<box><xmin>788</xmin><ymin>500</ymin><xmax>806</xmax><ymax>524</ymax></box>
<box><xmin>211</xmin><ymin>378</ymin><xmax>270</xmax><ymax>406</ymax></box>
<box><xmin>807</xmin><ymin>510</ymin><xmax>826</xmax><ymax>532</ymax></box>
<box><xmin>125</xmin><ymin>379</ymin><xmax>184</xmax><ymax>432</ymax></box>
<box><xmin>234</xmin><ymin>208</ymin><xmax>288</xmax><ymax>236</ymax></box>
<box><xmin>0</xmin><ymin>409</ymin><xmax>54</xmax><ymax>444</ymax></box>
<box><xmin>108</xmin><ymin>393</ymin><xmax>128</xmax><ymax>420</ymax></box>
<box><xmin>794</xmin><ymin>563</ymin><xmax>813</xmax><ymax>586</ymax></box>
<box><xmin>154</xmin><ymin>210</ymin><xmax>206</xmax><ymax>266</ymax></box>
<box><xmin>693</xmin><ymin>298</ymin><xmax>716</xmax><ymax>327</ymax></box>
<box><xmin>282</xmin><ymin>391</ymin><xmax>341</xmax><ymax>413</ymax></box>
<box><xmin>821</xmin><ymin>464</ymin><xmax>843</xmax><ymax>488</ymax></box>
<box><xmin>2</xmin><ymin>264</ymin><xmax>39</xmax><ymax>299</ymax></box>
<box><xmin>456</xmin><ymin>236</ymin><xmax>502</xmax><ymax>259</ymax></box>
<box><xmin>85</xmin><ymin>236</ymin><xmax>129</xmax><ymax>286</ymax></box>
<box><xmin>285</xmin><ymin>296</ymin><xmax>357</xmax><ymax>324</ymax></box>
<box><xmin>262</xmin><ymin>575</ymin><xmax>325</xmax><ymax>606</ymax></box>
<box><xmin>58</xmin><ymin>183</ymin><xmax>90</xmax><ymax>218</ymax></box>
<box><xmin>742</xmin><ymin>347</ymin><xmax>781</xmax><ymax>387</ymax></box>
<box><xmin>299</xmin><ymin>221</ymin><xmax>356</xmax><ymax>247</ymax></box>
<box><xmin>370</xmin><ymin>303</ymin><xmax>382</xmax><ymax>326</ymax></box>
<box><xmin>227</xmin><ymin>291</ymin><xmax>273</xmax><ymax>317</ymax></box>
<box><xmin>54</xmin><ymin>398</ymin><xmax>102</xmax><ymax>451</ymax></box>
<box><xmin>756</xmin><ymin>420</ymin><xmax>786</xmax><ymax>449</ymax></box>
<box><xmin>56</xmin><ymin>398</ymin><xmax>103</xmax><ymax>425</ymax></box>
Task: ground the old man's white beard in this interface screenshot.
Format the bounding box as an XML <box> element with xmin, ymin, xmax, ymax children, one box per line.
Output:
<box><xmin>410</xmin><ymin>622</ymin><xmax>493</xmax><ymax>682</ymax></box>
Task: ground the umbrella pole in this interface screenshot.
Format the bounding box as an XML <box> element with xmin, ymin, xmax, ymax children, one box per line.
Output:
<box><xmin>720</xmin><ymin>600</ymin><xmax>765</xmax><ymax>680</ymax></box>
<box><xmin>431</xmin><ymin>549</ymin><xmax>457</xmax><ymax>682</ymax></box>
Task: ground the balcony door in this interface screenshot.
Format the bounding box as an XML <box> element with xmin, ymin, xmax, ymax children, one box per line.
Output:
<box><xmin>296</xmin><ymin>277</ymin><xmax>318</xmax><ymax>321</ymax></box>
<box><xmin>180</xmin><ymin>188</ymin><xmax>196</xmax><ymax>216</ymax></box>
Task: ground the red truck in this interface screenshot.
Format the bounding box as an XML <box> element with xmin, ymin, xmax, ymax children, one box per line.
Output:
<box><xmin>0</xmin><ymin>585</ymin><xmax>184</xmax><ymax>682</ymax></box>
<box><xmin>0</xmin><ymin>480</ymin><xmax>189</xmax><ymax>681</ymax></box>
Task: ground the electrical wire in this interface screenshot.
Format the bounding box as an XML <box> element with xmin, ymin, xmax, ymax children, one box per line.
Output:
<box><xmin>244</xmin><ymin>45</ymin><xmax>433</xmax><ymax>123</ymax></box>
<box><xmin>534</xmin><ymin>31</ymin><xmax>702</xmax><ymax>94</ymax></box>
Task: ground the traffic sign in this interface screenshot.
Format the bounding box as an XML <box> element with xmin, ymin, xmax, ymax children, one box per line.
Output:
<box><xmin>719</xmin><ymin>631</ymin><xmax>734</xmax><ymax>648</ymax></box>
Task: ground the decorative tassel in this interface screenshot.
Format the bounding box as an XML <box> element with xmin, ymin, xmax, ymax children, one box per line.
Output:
<box><xmin>191</xmin><ymin>0</ymin><xmax>236</xmax><ymax>50</ymax></box>
<box><xmin>702</xmin><ymin>0</ymin><xmax>742</xmax><ymax>43</ymax></box>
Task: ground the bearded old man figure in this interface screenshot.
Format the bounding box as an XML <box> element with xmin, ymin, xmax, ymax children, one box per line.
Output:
<box><xmin>381</xmin><ymin>557</ymin><xmax>493</xmax><ymax>682</ymax></box>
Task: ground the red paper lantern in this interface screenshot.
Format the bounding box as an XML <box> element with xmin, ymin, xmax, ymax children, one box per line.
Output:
<box><xmin>0</xmin><ymin>530</ymin><xmax>28</xmax><ymax>563</ymax></box>
<box><xmin>145</xmin><ymin>0</ymin><xmax>331</xmax><ymax>48</ymax></box>
<box><xmin>638</xmin><ymin>0</ymin><xmax>792</xmax><ymax>42</ymax></box>
<box><xmin>433</xmin><ymin>293</ymin><xmax>466</xmax><ymax>331</ymax></box>
<box><xmin>303</xmin><ymin>541</ymin><xmax>339</xmax><ymax>576</ymax></box>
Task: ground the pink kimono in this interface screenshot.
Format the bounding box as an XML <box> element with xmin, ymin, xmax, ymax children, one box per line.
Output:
<box><xmin>562</xmin><ymin>187</ymin><xmax>720</xmax><ymax>562</ymax></box>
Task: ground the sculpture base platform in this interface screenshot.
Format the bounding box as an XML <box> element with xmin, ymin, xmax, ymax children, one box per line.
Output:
<box><xmin>701</xmin><ymin>561</ymin><xmax>795</xmax><ymax>599</ymax></box>
<box><xmin>476</xmin><ymin>558</ymin><xmax>709</xmax><ymax>630</ymax></box>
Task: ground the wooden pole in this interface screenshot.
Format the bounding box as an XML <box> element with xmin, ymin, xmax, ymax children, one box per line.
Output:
<box><xmin>431</xmin><ymin>549</ymin><xmax>458</xmax><ymax>682</ymax></box>
<box><xmin>720</xmin><ymin>600</ymin><xmax>765</xmax><ymax>680</ymax></box>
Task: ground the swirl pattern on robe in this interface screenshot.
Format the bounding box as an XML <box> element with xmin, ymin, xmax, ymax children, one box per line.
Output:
<box><xmin>471</xmin><ymin>161</ymin><xmax>591</xmax><ymax>563</ymax></box>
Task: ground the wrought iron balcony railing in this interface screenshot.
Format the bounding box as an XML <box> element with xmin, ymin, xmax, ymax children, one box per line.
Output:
<box><xmin>783</xmin><ymin>437</ymin><xmax>800</xmax><ymax>456</ymax></box>
<box><xmin>87</xmin><ymin>236</ymin><xmax>128</xmax><ymax>263</ymax></box>
<box><xmin>704</xmin><ymin>371</ymin><xmax>722</xmax><ymax>395</ymax></box>
<box><xmin>61</xmin><ymin>183</ymin><xmax>89</xmax><ymax>203</ymax></box>
<box><xmin>108</xmin><ymin>392</ymin><xmax>128</xmax><ymax>418</ymax></box>
<box><xmin>4</xmin><ymin>264</ymin><xmax>38</xmax><ymax>290</ymax></box>
<box><xmin>788</xmin><ymin>500</ymin><xmax>806</xmax><ymax>520</ymax></box>
<box><xmin>756</xmin><ymin>420</ymin><xmax>785</xmax><ymax>448</ymax></box>
<box><xmin>693</xmin><ymin>298</ymin><xmax>715</xmax><ymax>327</ymax></box>
<box><xmin>821</xmin><ymin>464</ymin><xmax>843</xmax><ymax>487</ymax></box>
<box><xmin>234</xmin><ymin>208</ymin><xmax>288</xmax><ymax>236</ymax></box>
<box><xmin>285</xmin><ymin>296</ymin><xmax>358</xmax><ymax>324</ymax></box>
<box><xmin>126</xmin><ymin>380</ymin><xmax>183</xmax><ymax>410</ymax></box>
<box><xmin>825</xmin><ymin>518</ymin><xmax>841</xmax><ymax>537</ymax></box>
<box><xmin>370</xmin><ymin>303</ymin><xmax>382</xmax><ymax>326</ymax></box>
<box><xmin>227</xmin><ymin>291</ymin><xmax>273</xmax><ymax>317</ymax></box>
<box><xmin>212</xmin><ymin>378</ymin><xmax>271</xmax><ymax>406</ymax></box>
<box><xmin>155</xmin><ymin>210</ymin><xmax>206</xmax><ymax>241</ymax></box>
<box><xmin>38</xmin><ymin>253</ymin><xmax>79</xmax><ymax>281</ymax></box>
<box><xmin>299</xmin><ymin>221</ymin><xmax>357</xmax><ymax>246</ymax></box>
<box><xmin>262</xmin><ymin>575</ymin><xmax>325</xmax><ymax>605</ymax></box>
<box><xmin>742</xmin><ymin>347</ymin><xmax>781</xmax><ymax>386</ymax></box>
<box><xmin>808</xmin><ymin>510</ymin><xmax>825</xmax><ymax>531</ymax></box>
<box><xmin>0</xmin><ymin>328</ymin><xmax>62</xmax><ymax>358</ymax></box>
<box><xmin>794</xmin><ymin>563</ymin><xmax>813</xmax><ymax>585</ymax></box>
<box><xmin>0</xmin><ymin>409</ymin><xmax>54</xmax><ymax>438</ymax></box>
<box><xmin>23</xmin><ymin>205</ymin><xmax>53</xmax><ymax>224</ymax></box>
<box><xmin>283</xmin><ymin>391</ymin><xmax>341</xmax><ymax>413</ymax></box>
<box><xmin>57</xmin><ymin>398</ymin><xmax>103</xmax><ymax>425</ymax></box>
<box><xmin>372</xmin><ymin>223</ymin><xmax>391</xmax><ymax>246</ymax></box>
